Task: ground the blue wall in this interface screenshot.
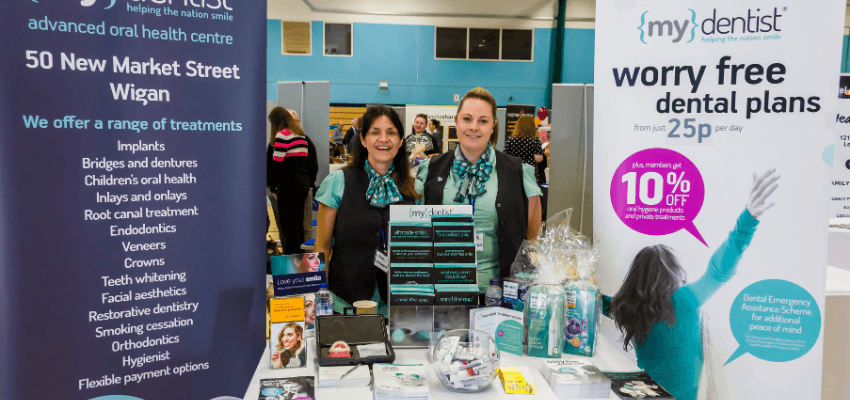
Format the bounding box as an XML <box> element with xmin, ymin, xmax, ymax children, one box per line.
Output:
<box><xmin>267</xmin><ymin>20</ymin><xmax>596</xmax><ymax>106</ymax></box>
<box><xmin>562</xmin><ymin>28</ymin><xmax>595</xmax><ymax>84</ymax></box>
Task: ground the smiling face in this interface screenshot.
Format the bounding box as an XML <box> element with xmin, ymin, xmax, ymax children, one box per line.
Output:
<box><xmin>304</xmin><ymin>297</ymin><xmax>315</xmax><ymax>325</ymax></box>
<box><xmin>455</xmin><ymin>98</ymin><xmax>495</xmax><ymax>158</ymax></box>
<box><xmin>361</xmin><ymin>115</ymin><xmax>402</xmax><ymax>170</ymax></box>
<box><xmin>413</xmin><ymin>116</ymin><xmax>427</xmax><ymax>134</ymax></box>
<box><xmin>281</xmin><ymin>326</ymin><xmax>300</xmax><ymax>350</ymax></box>
<box><xmin>302</xmin><ymin>253</ymin><xmax>321</xmax><ymax>272</ymax></box>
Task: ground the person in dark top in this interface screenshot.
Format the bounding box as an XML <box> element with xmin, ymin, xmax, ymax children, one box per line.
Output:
<box><xmin>314</xmin><ymin>106</ymin><xmax>420</xmax><ymax>315</ymax></box>
<box><xmin>428</xmin><ymin>118</ymin><xmax>443</xmax><ymax>155</ymax></box>
<box><xmin>416</xmin><ymin>88</ymin><xmax>542</xmax><ymax>293</ymax></box>
<box><xmin>342</xmin><ymin>117</ymin><xmax>361</xmax><ymax>155</ymax></box>
<box><xmin>504</xmin><ymin>115</ymin><xmax>546</xmax><ymax>185</ymax></box>
<box><xmin>267</xmin><ymin>107</ymin><xmax>318</xmax><ymax>254</ymax></box>
<box><xmin>404</xmin><ymin>113</ymin><xmax>438</xmax><ymax>158</ymax></box>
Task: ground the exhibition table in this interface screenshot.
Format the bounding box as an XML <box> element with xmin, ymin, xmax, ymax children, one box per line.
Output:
<box><xmin>823</xmin><ymin>265</ymin><xmax>850</xmax><ymax>400</ymax></box>
<box><xmin>243</xmin><ymin>334</ymin><xmax>638</xmax><ymax>400</ymax></box>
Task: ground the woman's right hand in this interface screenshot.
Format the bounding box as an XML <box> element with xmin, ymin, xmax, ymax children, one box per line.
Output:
<box><xmin>747</xmin><ymin>168</ymin><xmax>780</xmax><ymax>219</ymax></box>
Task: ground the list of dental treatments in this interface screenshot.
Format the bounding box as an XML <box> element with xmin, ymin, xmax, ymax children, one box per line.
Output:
<box><xmin>1</xmin><ymin>1</ymin><xmax>265</xmax><ymax>399</ymax></box>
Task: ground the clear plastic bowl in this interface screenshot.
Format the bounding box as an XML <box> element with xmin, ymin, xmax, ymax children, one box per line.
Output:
<box><xmin>431</xmin><ymin>329</ymin><xmax>501</xmax><ymax>392</ymax></box>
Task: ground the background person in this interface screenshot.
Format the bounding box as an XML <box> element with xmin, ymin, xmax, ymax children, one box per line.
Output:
<box><xmin>416</xmin><ymin>88</ymin><xmax>542</xmax><ymax>294</ymax></box>
<box><xmin>314</xmin><ymin>106</ymin><xmax>420</xmax><ymax>316</ymax></box>
<box><xmin>404</xmin><ymin>113</ymin><xmax>437</xmax><ymax>157</ymax></box>
<box><xmin>343</xmin><ymin>117</ymin><xmax>361</xmax><ymax>155</ymax></box>
<box><xmin>428</xmin><ymin>118</ymin><xmax>443</xmax><ymax>155</ymax></box>
<box><xmin>603</xmin><ymin>169</ymin><xmax>780</xmax><ymax>400</ymax></box>
<box><xmin>331</xmin><ymin>120</ymin><xmax>345</xmax><ymax>145</ymax></box>
<box><xmin>504</xmin><ymin>115</ymin><xmax>545</xmax><ymax>185</ymax></box>
<box><xmin>267</xmin><ymin>107</ymin><xmax>318</xmax><ymax>254</ymax></box>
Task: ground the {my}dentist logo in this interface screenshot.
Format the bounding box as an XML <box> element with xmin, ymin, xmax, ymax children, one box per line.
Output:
<box><xmin>638</xmin><ymin>9</ymin><xmax>697</xmax><ymax>44</ymax></box>
<box><xmin>81</xmin><ymin>0</ymin><xmax>117</xmax><ymax>9</ymax></box>
<box><xmin>81</xmin><ymin>0</ymin><xmax>233</xmax><ymax>11</ymax></box>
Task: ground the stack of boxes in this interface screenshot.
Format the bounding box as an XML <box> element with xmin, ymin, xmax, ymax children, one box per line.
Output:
<box><xmin>388</xmin><ymin>221</ymin><xmax>435</xmax><ymax>347</ymax></box>
<box><xmin>432</xmin><ymin>215</ymin><xmax>479</xmax><ymax>306</ymax></box>
<box><xmin>388</xmin><ymin>208</ymin><xmax>479</xmax><ymax>348</ymax></box>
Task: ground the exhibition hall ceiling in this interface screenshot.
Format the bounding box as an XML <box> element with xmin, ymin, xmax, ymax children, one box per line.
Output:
<box><xmin>298</xmin><ymin>0</ymin><xmax>560</xmax><ymax>19</ymax></box>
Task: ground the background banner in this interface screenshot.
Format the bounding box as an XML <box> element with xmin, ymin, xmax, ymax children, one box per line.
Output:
<box><xmin>594</xmin><ymin>1</ymin><xmax>842</xmax><ymax>399</ymax></box>
<box><xmin>0</xmin><ymin>1</ymin><xmax>266</xmax><ymax>399</ymax></box>
<box><xmin>832</xmin><ymin>74</ymin><xmax>850</xmax><ymax>220</ymax></box>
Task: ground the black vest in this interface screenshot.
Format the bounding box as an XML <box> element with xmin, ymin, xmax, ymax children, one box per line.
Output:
<box><xmin>423</xmin><ymin>150</ymin><xmax>528</xmax><ymax>279</ymax></box>
<box><xmin>329</xmin><ymin>168</ymin><xmax>414</xmax><ymax>305</ymax></box>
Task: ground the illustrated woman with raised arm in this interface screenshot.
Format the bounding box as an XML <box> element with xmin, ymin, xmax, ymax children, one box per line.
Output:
<box><xmin>603</xmin><ymin>169</ymin><xmax>780</xmax><ymax>400</ymax></box>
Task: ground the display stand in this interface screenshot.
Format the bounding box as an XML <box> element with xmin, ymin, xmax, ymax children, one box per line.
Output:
<box><xmin>242</xmin><ymin>334</ymin><xmax>638</xmax><ymax>400</ymax></box>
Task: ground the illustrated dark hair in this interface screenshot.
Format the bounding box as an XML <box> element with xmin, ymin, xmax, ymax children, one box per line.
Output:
<box><xmin>608</xmin><ymin>244</ymin><xmax>686</xmax><ymax>351</ymax></box>
<box><xmin>268</xmin><ymin>107</ymin><xmax>304</xmax><ymax>146</ymax></box>
<box><xmin>346</xmin><ymin>105</ymin><xmax>421</xmax><ymax>200</ymax></box>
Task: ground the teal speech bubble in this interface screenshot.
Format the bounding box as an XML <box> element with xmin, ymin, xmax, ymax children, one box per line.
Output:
<box><xmin>726</xmin><ymin>279</ymin><xmax>821</xmax><ymax>365</ymax></box>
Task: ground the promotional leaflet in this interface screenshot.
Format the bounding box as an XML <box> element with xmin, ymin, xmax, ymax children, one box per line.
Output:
<box><xmin>594</xmin><ymin>1</ymin><xmax>840</xmax><ymax>399</ymax></box>
<box><xmin>0</xmin><ymin>1</ymin><xmax>265</xmax><ymax>399</ymax></box>
<box><xmin>832</xmin><ymin>74</ymin><xmax>850</xmax><ymax>220</ymax></box>
<box><xmin>271</xmin><ymin>252</ymin><xmax>327</xmax><ymax>297</ymax></box>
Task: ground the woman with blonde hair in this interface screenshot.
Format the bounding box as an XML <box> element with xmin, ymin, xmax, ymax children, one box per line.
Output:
<box><xmin>267</xmin><ymin>107</ymin><xmax>318</xmax><ymax>254</ymax></box>
<box><xmin>505</xmin><ymin>115</ymin><xmax>545</xmax><ymax>185</ymax></box>
<box><xmin>416</xmin><ymin>88</ymin><xmax>542</xmax><ymax>297</ymax></box>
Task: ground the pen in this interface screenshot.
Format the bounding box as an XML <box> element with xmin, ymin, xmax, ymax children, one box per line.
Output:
<box><xmin>339</xmin><ymin>364</ymin><xmax>361</xmax><ymax>380</ymax></box>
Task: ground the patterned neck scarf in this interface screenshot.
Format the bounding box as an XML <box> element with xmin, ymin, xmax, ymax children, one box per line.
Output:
<box><xmin>365</xmin><ymin>160</ymin><xmax>402</xmax><ymax>208</ymax></box>
<box><xmin>452</xmin><ymin>144</ymin><xmax>493</xmax><ymax>203</ymax></box>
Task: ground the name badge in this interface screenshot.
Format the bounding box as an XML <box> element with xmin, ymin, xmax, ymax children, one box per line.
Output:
<box><xmin>374</xmin><ymin>249</ymin><xmax>389</xmax><ymax>272</ymax></box>
<box><xmin>475</xmin><ymin>231</ymin><xmax>484</xmax><ymax>252</ymax></box>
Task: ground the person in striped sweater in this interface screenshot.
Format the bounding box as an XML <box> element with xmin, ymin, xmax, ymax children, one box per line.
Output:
<box><xmin>267</xmin><ymin>107</ymin><xmax>318</xmax><ymax>254</ymax></box>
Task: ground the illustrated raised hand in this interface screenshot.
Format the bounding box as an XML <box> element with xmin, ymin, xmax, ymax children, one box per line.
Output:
<box><xmin>747</xmin><ymin>168</ymin><xmax>780</xmax><ymax>219</ymax></box>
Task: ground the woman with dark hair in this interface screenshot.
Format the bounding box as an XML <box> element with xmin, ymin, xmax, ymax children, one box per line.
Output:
<box><xmin>267</xmin><ymin>107</ymin><xmax>318</xmax><ymax>254</ymax></box>
<box><xmin>416</xmin><ymin>87</ymin><xmax>542</xmax><ymax>295</ymax></box>
<box><xmin>294</xmin><ymin>252</ymin><xmax>323</xmax><ymax>273</ymax></box>
<box><xmin>603</xmin><ymin>169</ymin><xmax>780</xmax><ymax>400</ymax></box>
<box><xmin>505</xmin><ymin>115</ymin><xmax>545</xmax><ymax>185</ymax></box>
<box><xmin>314</xmin><ymin>105</ymin><xmax>420</xmax><ymax>316</ymax></box>
<box><xmin>271</xmin><ymin>322</ymin><xmax>306</xmax><ymax>368</ymax></box>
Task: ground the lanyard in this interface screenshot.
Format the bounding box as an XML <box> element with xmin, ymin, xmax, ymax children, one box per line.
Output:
<box><xmin>380</xmin><ymin>228</ymin><xmax>388</xmax><ymax>252</ymax></box>
<box><xmin>467</xmin><ymin>185</ymin><xmax>476</xmax><ymax>215</ymax></box>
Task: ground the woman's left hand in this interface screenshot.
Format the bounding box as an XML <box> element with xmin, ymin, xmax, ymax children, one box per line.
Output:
<box><xmin>747</xmin><ymin>168</ymin><xmax>780</xmax><ymax>219</ymax></box>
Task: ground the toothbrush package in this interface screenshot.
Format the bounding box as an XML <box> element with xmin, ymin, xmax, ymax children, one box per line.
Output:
<box><xmin>563</xmin><ymin>281</ymin><xmax>599</xmax><ymax>357</ymax></box>
<box><xmin>525</xmin><ymin>284</ymin><xmax>565</xmax><ymax>358</ymax></box>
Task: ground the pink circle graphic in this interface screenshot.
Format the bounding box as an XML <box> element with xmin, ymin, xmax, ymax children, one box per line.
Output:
<box><xmin>610</xmin><ymin>148</ymin><xmax>707</xmax><ymax>246</ymax></box>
